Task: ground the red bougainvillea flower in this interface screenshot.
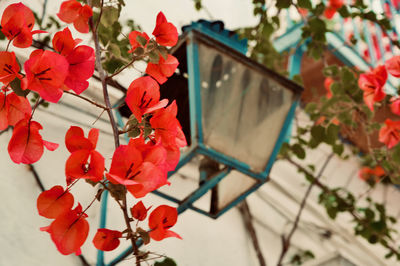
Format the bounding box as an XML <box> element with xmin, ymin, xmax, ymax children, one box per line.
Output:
<box><xmin>52</xmin><ymin>28</ymin><xmax>95</xmax><ymax>94</ymax></box>
<box><xmin>92</xmin><ymin>229</ymin><xmax>122</xmax><ymax>251</ymax></box>
<box><xmin>324</xmin><ymin>0</ymin><xmax>344</xmax><ymax>19</ymax></box>
<box><xmin>45</xmin><ymin>204</ymin><xmax>89</xmax><ymax>255</ymax></box>
<box><xmin>22</xmin><ymin>50</ymin><xmax>69</xmax><ymax>103</ymax></box>
<box><xmin>128</xmin><ymin>31</ymin><xmax>150</xmax><ymax>53</ymax></box>
<box><xmin>106</xmin><ymin>138</ymin><xmax>167</xmax><ymax>198</ymax></box>
<box><xmin>358</xmin><ymin>65</ymin><xmax>387</xmax><ymax>111</ymax></box>
<box><xmin>125</xmin><ymin>76</ymin><xmax>168</xmax><ymax>122</ymax></box>
<box><xmin>0</xmin><ymin>52</ymin><xmax>22</xmax><ymax>84</ymax></box>
<box><xmin>8</xmin><ymin>119</ymin><xmax>58</xmax><ymax>164</ymax></box>
<box><xmin>131</xmin><ymin>201</ymin><xmax>150</xmax><ymax>221</ymax></box>
<box><xmin>52</xmin><ymin>27</ymin><xmax>82</xmax><ymax>56</ymax></box>
<box><xmin>57</xmin><ymin>0</ymin><xmax>93</xmax><ymax>34</ymax></box>
<box><xmin>324</xmin><ymin>77</ymin><xmax>334</xmax><ymax>99</ymax></box>
<box><xmin>358</xmin><ymin>166</ymin><xmax>385</xmax><ymax>183</ymax></box>
<box><xmin>150</xmin><ymin>101</ymin><xmax>187</xmax><ymax>149</ymax></box>
<box><xmin>298</xmin><ymin>8</ymin><xmax>308</xmax><ymax>16</ymax></box>
<box><xmin>148</xmin><ymin>205</ymin><xmax>181</xmax><ymax>241</ymax></box>
<box><xmin>0</xmin><ymin>92</ymin><xmax>31</xmax><ymax>130</ymax></box>
<box><xmin>65</xmin><ymin>126</ymin><xmax>99</xmax><ymax>153</ymax></box>
<box><xmin>131</xmin><ymin>137</ymin><xmax>179</xmax><ymax>173</ymax></box>
<box><xmin>37</xmin><ymin>185</ymin><xmax>74</xmax><ymax>219</ymax></box>
<box><xmin>385</xmin><ymin>56</ymin><xmax>400</xmax><ymax>77</ymax></box>
<box><xmin>64</xmin><ymin>45</ymin><xmax>95</xmax><ymax>94</ymax></box>
<box><xmin>146</xmin><ymin>54</ymin><xmax>179</xmax><ymax>84</ymax></box>
<box><xmin>1</xmin><ymin>3</ymin><xmax>46</xmax><ymax>48</ymax></box>
<box><xmin>65</xmin><ymin>126</ymin><xmax>103</xmax><ymax>184</ymax></box>
<box><xmin>379</xmin><ymin>119</ymin><xmax>400</xmax><ymax>149</ymax></box>
<box><xmin>390</xmin><ymin>97</ymin><xmax>400</xmax><ymax>116</ymax></box>
<box><xmin>65</xmin><ymin>149</ymin><xmax>105</xmax><ymax>184</ymax></box>
<box><xmin>152</xmin><ymin>12</ymin><xmax>178</xmax><ymax>47</ymax></box>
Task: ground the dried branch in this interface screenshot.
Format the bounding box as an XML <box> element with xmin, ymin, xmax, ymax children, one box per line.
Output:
<box><xmin>238</xmin><ymin>200</ymin><xmax>267</xmax><ymax>266</ymax></box>
<box><xmin>276</xmin><ymin>153</ymin><xmax>334</xmax><ymax>266</ymax></box>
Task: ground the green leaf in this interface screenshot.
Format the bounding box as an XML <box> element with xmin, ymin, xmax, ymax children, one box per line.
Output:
<box><xmin>136</xmin><ymin>35</ymin><xmax>148</xmax><ymax>47</ymax></box>
<box><xmin>154</xmin><ymin>258</ymin><xmax>177</xmax><ymax>266</ymax></box>
<box><xmin>311</xmin><ymin>125</ymin><xmax>325</xmax><ymax>143</ymax></box>
<box><xmin>158</xmin><ymin>46</ymin><xmax>169</xmax><ymax>60</ymax></box>
<box><xmin>148</xmin><ymin>50</ymin><xmax>160</xmax><ymax>63</ymax></box>
<box><xmin>332</xmin><ymin>144</ymin><xmax>344</xmax><ymax>156</ymax></box>
<box><xmin>323</xmin><ymin>65</ymin><xmax>339</xmax><ymax>77</ymax></box>
<box><xmin>325</xmin><ymin>124</ymin><xmax>339</xmax><ymax>145</ymax></box>
<box><xmin>128</xmin><ymin>127</ymin><xmax>141</xmax><ymax>138</ymax></box>
<box><xmin>340</xmin><ymin>67</ymin><xmax>354</xmax><ymax>84</ymax></box>
<box><xmin>136</xmin><ymin>227</ymin><xmax>150</xmax><ymax>245</ymax></box>
<box><xmin>101</xmin><ymin>6</ymin><xmax>119</xmax><ymax>27</ymax></box>
<box><xmin>109</xmin><ymin>43</ymin><xmax>121</xmax><ymax>58</ymax></box>
<box><xmin>10</xmin><ymin>78</ymin><xmax>29</xmax><ymax>97</ymax></box>
<box><xmin>276</xmin><ymin>0</ymin><xmax>291</xmax><ymax>9</ymax></box>
<box><xmin>292</xmin><ymin>144</ymin><xmax>306</xmax><ymax>159</ymax></box>
<box><xmin>337</xmin><ymin>6</ymin><xmax>350</xmax><ymax>17</ymax></box>
<box><xmin>298</xmin><ymin>0</ymin><xmax>312</xmax><ymax>9</ymax></box>
<box><xmin>392</xmin><ymin>145</ymin><xmax>400</xmax><ymax>163</ymax></box>
<box><xmin>305</xmin><ymin>102</ymin><xmax>317</xmax><ymax>114</ymax></box>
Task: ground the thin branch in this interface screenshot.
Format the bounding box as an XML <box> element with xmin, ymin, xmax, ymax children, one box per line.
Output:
<box><xmin>88</xmin><ymin>11</ymin><xmax>120</xmax><ymax>148</ymax></box>
<box><xmin>63</xmin><ymin>91</ymin><xmax>108</xmax><ymax>110</ymax></box>
<box><xmin>284</xmin><ymin>156</ymin><xmax>400</xmax><ymax>259</ymax></box>
<box><xmin>238</xmin><ymin>200</ymin><xmax>267</xmax><ymax>266</ymax></box>
<box><xmin>28</xmin><ymin>164</ymin><xmax>45</xmax><ymax>192</ymax></box>
<box><xmin>88</xmin><ymin>5</ymin><xmax>141</xmax><ymax>265</ymax></box>
<box><xmin>94</xmin><ymin>0</ymin><xmax>105</xmax><ymax>32</ymax></box>
<box><xmin>276</xmin><ymin>153</ymin><xmax>334</xmax><ymax>266</ymax></box>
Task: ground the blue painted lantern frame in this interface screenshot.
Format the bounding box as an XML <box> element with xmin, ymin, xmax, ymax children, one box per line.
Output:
<box><xmin>150</xmin><ymin>23</ymin><xmax>303</xmax><ymax>218</ymax></box>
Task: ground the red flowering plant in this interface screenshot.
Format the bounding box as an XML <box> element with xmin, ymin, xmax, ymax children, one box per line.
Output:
<box><xmin>1</xmin><ymin>1</ymin><xmax>183</xmax><ymax>264</ymax></box>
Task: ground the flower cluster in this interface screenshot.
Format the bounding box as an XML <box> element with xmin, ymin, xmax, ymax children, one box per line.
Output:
<box><xmin>1</xmin><ymin>0</ymin><xmax>184</xmax><ymax>259</ymax></box>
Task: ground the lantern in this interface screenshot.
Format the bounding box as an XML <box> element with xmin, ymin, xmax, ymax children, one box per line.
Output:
<box><xmin>118</xmin><ymin>20</ymin><xmax>303</xmax><ymax>218</ymax></box>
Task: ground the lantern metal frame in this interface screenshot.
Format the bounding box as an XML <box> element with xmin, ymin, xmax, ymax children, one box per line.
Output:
<box><xmin>150</xmin><ymin>25</ymin><xmax>303</xmax><ymax>219</ymax></box>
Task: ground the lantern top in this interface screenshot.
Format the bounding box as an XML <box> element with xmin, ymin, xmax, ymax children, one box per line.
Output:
<box><xmin>182</xmin><ymin>20</ymin><xmax>248</xmax><ymax>54</ymax></box>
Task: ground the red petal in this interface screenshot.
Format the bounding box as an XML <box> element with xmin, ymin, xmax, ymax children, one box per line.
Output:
<box><xmin>43</xmin><ymin>140</ymin><xmax>59</xmax><ymax>151</ymax></box>
<box><xmin>37</xmin><ymin>185</ymin><xmax>74</xmax><ymax>219</ymax></box>
<box><xmin>130</xmin><ymin>201</ymin><xmax>148</xmax><ymax>221</ymax></box>
<box><xmin>48</xmin><ymin>209</ymin><xmax>89</xmax><ymax>255</ymax></box>
<box><xmin>57</xmin><ymin>0</ymin><xmax>81</xmax><ymax>23</ymax></box>
<box><xmin>7</xmin><ymin>93</ymin><xmax>31</xmax><ymax>126</ymax></box>
<box><xmin>0</xmin><ymin>92</ymin><xmax>8</xmax><ymax>130</ymax></box>
<box><xmin>65</xmin><ymin>126</ymin><xmax>94</xmax><ymax>152</ymax></box>
<box><xmin>8</xmin><ymin>120</ymin><xmax>45</xmax><ymax>164</ymax></box>
<box><xmin>53</xmin><ymin>28</ymin><xmax>77</xmax><ymax>56</ymax></box>
<box><xmin>92</xmin><ymin>228</ymin><xmax>122</xmax><ymax>251</ymax></box>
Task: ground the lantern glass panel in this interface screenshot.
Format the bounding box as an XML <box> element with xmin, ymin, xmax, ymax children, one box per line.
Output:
<box><xmin>216</xmin><ymin>170</ymin><xmax>258</xmax><ymax>211</ymax></box>
<box><xmin>198</xmin><ymin>42</ymin><xmax>294</xmax><ymax>173</ymax></box>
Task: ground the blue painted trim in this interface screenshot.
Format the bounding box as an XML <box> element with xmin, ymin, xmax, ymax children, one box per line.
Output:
<box><xmin>96</xmin><ymin>190</ymin><xmax>109</xmax><ymax>266</ymax></box>
<box><xmin>184</xmin><ymin>22</ymin><xmax>247</xmax><ymax>54</ymax></box>
<box><xmin>283</xmin><ymin>44</ymin><xmax>304</xmax><ymax>143</ymax></box>
<box><xmin>186</xmin><ymin>32</ymin><xmax>203</xmax><ymax>144</ymax></box>
<box><xmin>177</xmin><ymin>167</ymin><xmax>231</xmax><ymax>213</ymax></box>
<box><xmin>151</xmin><ymin>190</ymin><xmax>216</xmax><ymax>217</ymax></box>
<box><xmin>363</xmin><ymin>20</ymin><xmax>377</xmax><ymax>65</ymax></box>
<box><xmin>216</xmin><ymin>182</ymin><xmax>264</xmax><ymax>218</ymax></box>
<box><xmin>261</xmin><ymin>100</ymin><xmax>299</xmax><ymax>178</ymax></box>
<box><xmin>106</xmin><ymin>239</ymin><xmax>143</xmax><ymax>266</ymax></box>
<box><xmin>196</xmin><ymin>143</ymin><xmax>265</xmax><ymax>180</ymax></box>
<box><xmin>273</xmin><ymin>23</ymin><xmax>304</xmax><ymax>52</ymax></box>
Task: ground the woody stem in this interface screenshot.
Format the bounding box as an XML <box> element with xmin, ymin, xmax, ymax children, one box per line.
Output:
<box><xmin>63</xmin><ymin>91</ymin><xmax>108</xmax><ymax>110</ymax></box>
<box><xmin>88</xmin><ymin>1</ymin><xmax>140</xmax><ymax>263</ymax></box>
